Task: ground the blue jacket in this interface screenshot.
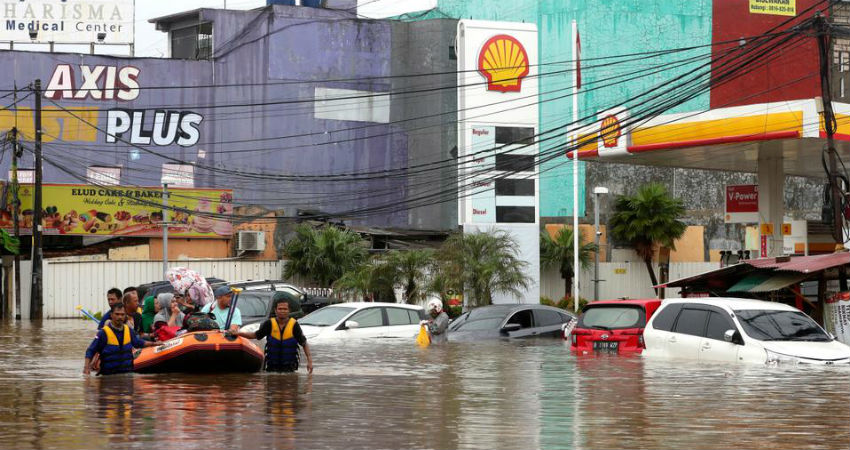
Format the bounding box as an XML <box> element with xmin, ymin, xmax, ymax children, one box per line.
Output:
<box><xmin>86</xmin><ymin>324</ymin><xmax>147</xmax><ymax>375</ymax></box>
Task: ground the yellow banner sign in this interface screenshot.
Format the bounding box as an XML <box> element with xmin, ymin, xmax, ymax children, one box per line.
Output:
<box><xmin>749</xmin><ymin>0</ymin><xmax>796</xmax><ymax>16</ymax></box>
<box><xmin>1</xmin><ymin>184</ymin><xmax>233</xmax><ymax>238</ymax></box>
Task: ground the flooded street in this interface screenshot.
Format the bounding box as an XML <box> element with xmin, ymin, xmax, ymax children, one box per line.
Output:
<box><xmin>1</xmin><ymin>320</ymin><xmax>849</xmax><ymax>449</ymax></box>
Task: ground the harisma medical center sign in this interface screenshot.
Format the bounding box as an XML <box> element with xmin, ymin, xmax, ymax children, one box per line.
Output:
<box><xmin>1</xmin><ymin>0</ymin><xmax>134</xmax><ymax>45</ymax></box>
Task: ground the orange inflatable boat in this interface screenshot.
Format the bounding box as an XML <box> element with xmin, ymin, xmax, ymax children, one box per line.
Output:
<box><xmin>133</xmin><ymin>331</ymin><xmax>264</xmax><ymax>373</ymax></box>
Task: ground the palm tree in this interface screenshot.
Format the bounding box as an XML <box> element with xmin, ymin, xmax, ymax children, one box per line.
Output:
<box><xmin>609</xmin><ymin>183</ymin><xmax>686</xmax><ymax>293</ymax></box>
<box><xmin>333</xmin><ymin>263</ymin><xmax>381</xmax><ymax>301</ymax></box>
<box><xmin>540</xmin><ymin>226</ymin><xmax>598</xmax><ymax>299</ymax></box>
<box><xmin>435</xmin><ymin>230</ymin><xmax>531</xmax><ymax>308</ymax></box>
<box><xmin>283</xmin><ymin>224</ymin><xmax>368</xmax><ymax>288</ymax></box>
<box><xmin>382</xmin><ymin>249</ymin><xmax>434</xmax><ymax>304</ymax></box>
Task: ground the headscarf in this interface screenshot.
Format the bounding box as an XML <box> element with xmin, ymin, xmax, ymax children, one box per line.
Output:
<box><xmin>141</xmin><ymin>295</ymin><xmax>156</xmax><ymax>333</ymax></box>
<box><xmin>153</xmin><ymin>293</ymin><xmax>183</xmax><ymax>327</ymax></box>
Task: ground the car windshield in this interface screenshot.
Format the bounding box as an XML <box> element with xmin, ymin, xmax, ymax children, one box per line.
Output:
<box><xmin>578</xmin><ymin>305</ymin><xmax>644</xmax><ymax>330</ymax></box>
<box><xmin>452</xmin><ymin>318</ymin><xmax>503</xmax><ymax>331</ymax></box>
<box><xmin>300</xmin><ymin>306</ymin><xmax>355</xmax><ymax>327</ymax></box>
<box><xmin>466</xmin><ymin>307</ymin><xmax>512</xmax><ymax>320</ymax></box>
<box><xmin>734</xmin><ymin>309</ymin><xmax>831</xmax><ymax>342</ymax></box>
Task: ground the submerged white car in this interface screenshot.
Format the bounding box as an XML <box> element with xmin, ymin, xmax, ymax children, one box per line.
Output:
<box><xmin>296</xmin><ymin>302</ymin><xmax>426</xmax><ymax>343</ymax></box>
<box><xmin>643</xmin><ymin>298</ymin><xmax>850</xmax><ymax>365</ymax></box>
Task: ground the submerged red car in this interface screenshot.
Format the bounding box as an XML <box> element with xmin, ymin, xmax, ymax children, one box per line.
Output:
<box><xmin>569</xmin><ymin>299</ymin><xmax>662</xmax><ymax>354</ymax></box>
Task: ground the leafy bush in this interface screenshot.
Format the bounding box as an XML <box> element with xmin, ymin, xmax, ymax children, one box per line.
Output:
<box><xmin>446</xmin><ymin>305</ymin><xmax>463</xmax><ymax>319</ymax></box>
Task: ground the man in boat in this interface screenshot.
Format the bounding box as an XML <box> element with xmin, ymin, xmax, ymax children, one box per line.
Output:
<box><xmin>230</xmin><ymin>299</ymin><xmax>313</xmax><ymax>373</ymax></box>
<box><xmin>84</xmin><ymin>303</ymin><xmax>156</xmax><ymax>375</ymax></box>
<box><xmin>202</xmin><ymin>285</ymin><xmax>242</xmax><ymax>332</ymax></box>
<box><xmin>98</xmin><ymin>286</ymin><xmax>140</xmax><ymax>329</ymax></box>
<box><xmin>96</xmin><ymin>288</ymin><xmax>123</xmax><ymax>329</ymax></box>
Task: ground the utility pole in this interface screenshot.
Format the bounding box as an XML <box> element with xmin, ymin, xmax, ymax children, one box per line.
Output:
<box><xmin>162</xmin><ymin>183</ymin><xmax>169</xmax><ymax>280</ymax></box>
<box><xmin>31</xmin><ymin>79</ymin><xmax>43</xmax><ymax>320</ymax></box>
<box><xmin>592</xmin><ymin>187</ymin><xmax>608</xmax><ymax>302</ymax></box>
<box><xmin>815</xmin><ymin>14</ymin><xmax>844</xmax><ymax>244</ymax></box>
<box><xmin>10</xmin><ymin>128</ymin><xmax>21</xmax><ymax>320</ymax></box>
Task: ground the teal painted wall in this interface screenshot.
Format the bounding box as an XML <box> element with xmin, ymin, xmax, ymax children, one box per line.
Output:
<box><xmin>422</xmin><ymin>0</ymin><xmax>713</xmax><ymax>217</ymax></box>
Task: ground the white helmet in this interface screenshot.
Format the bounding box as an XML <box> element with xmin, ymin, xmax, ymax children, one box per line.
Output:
<box><xmin>427</xmin><ymin>299</ymin><xmax>443</xmax><ymax>314</ymax></box>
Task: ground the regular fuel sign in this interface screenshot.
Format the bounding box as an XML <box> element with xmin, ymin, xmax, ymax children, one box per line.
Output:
<box><xmin>1</xmin><ymin>0</ymin><xmax>134</xmax><ymax>44</ymax></box>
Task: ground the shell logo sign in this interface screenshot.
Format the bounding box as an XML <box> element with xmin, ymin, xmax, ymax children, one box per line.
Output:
<box><xmin>478</xmin><ymin>34</ymin><xmax>530</xmax><ymax>93</ymax></box>
<box><xmin>600</xmin><ymin>115</ymin><xmax>622</xmax><ymax>148</ymax></box>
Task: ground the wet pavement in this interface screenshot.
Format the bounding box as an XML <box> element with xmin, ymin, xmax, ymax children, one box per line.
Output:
<box><xmin>0</xmin><ymin>319</ymin><xmax>848</xmax><ymax>449</ymax></box>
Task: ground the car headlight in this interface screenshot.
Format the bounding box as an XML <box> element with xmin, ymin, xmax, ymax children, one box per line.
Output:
<box><xmin>242</xmin><ymin>322</ymin><xmax>261</xmax><ymax>334</ymax></box>
<box><xmin>765</xmin><ymin>349</ymin><xmax>801</xmax><ymax>365</ymax></box>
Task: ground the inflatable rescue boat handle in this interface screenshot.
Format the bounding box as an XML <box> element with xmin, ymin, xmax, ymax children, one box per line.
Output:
<box><xmin>76</xmin><ymin>305</ymin><xmax>100</xmax><ymax>324</ymax></box>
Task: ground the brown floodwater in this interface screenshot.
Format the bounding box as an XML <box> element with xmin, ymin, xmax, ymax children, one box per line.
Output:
<box><xmin>0</xmin><ymin>319</ymin><xmax>848</xmax><ymax>449</ymax></box>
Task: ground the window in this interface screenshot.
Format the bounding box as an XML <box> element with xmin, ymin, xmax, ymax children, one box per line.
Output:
<box><xmin>672</xmin><ymin>308</ymin><xmax>709</xmax><ymax>337</ymax></box>
<box><xmin>495</xmin><ymin>154</ymin><xmax>535</xmax><ymax>172</ymax></box>
<box><xmin>300</xmin><ymin>306</ymin><xmax>355</xmax><ymax>327</ymax></box>
<box><xmin>386</xmin><ymin>307</ymin><xmax>415</xmax><ymax>326</ymax></box>
<box><xmin>496</xmin><ymin>206</ymin><xmax>535</xmax><ymax>223</ymax></box>
<box><xmin>162</xmin><ymin>164</ymin><xmax>194</xmax><ymax>187</ymax></box>
<box><xmin>705</xmin><ymin>311</ymin><xmax>736</xmax><ymax>341</ymax></box>
<box><xmin>171</xmin><ymin>23</ymin><xmax>213</xmax><ymax>60</ymax></box>
<box><xmin>506</xmin><ymin>309</ymin><xmax>534</xmax><ymax>328</ymax></box>
<box><xmin>236</xmin><ymin>294</ymin><xmax>270</xmax><ymax>317</ymax></box>
<box><xmin>349</xmin><ymin>308</ymin><xmax>384</xmax><ymax>328</ymax></box>
<box><xmin>408</xmin><ymin>309</ymin><xmax>423</xmax><ymax>323</ymax></box>
<box><xmin>651</xmin><ymin>303</ymin><xmax>683</xmax><ymax>332</ymax></box>
<box><xmin>735</xmin><ymin>309</ymin><xmax>830</xmax><ymax>342</ymax></box>
<box><xmin>495</xmin><ymin>179</ymin><xmax>534</xmax><ymax>196</ymax></box>
<box><xmin>578</xmin><ymin>306</ymin><xmax>645</xmax><ymax>329</ymax></box>
<box><xmin>534</xmin><ymin>309</ymin><xmax>565</xmax><ymax>327</ymax></box>
<box><xmin>87</xmin><ymin>166</ymin><xmax>121</xmax><ymax>186</ymax></box>
<box><xmin>495</xmin><ymin>126</ymin><xmax>535</xmax><ymax>145</ymax></box>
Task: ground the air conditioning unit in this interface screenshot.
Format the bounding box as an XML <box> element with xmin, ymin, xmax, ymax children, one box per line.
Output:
<box><xmin>237</xmin><ymin>231</ymin><xmax>266</xmax><ymax>252</ymax></box>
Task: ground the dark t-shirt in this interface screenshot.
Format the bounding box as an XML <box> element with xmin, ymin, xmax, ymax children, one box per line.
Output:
<box><xmin>255</xmin><ymin>319</ymin><xmax>307</xmax><ymax>346</ymax></box>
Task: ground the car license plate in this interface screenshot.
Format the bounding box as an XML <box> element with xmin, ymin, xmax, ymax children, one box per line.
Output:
<box><xmin>593</xmin><ymin>341</ymin><xmax>619</xmax><ymax>353</ymax></box>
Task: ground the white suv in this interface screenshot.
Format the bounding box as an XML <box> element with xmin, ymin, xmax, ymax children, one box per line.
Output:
<box><xmin>643</xmin><ymin>297</ymin><xmax>850</xmax><ymax>365</ymax></box>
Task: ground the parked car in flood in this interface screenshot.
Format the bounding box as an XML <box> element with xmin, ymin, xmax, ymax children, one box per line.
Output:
<box><xmin>570</xmin><ymin>299</ymin><xmax>662</xmax><ymax>354</ymax></box>
<box><xmin>298</xmin><ymin>302</ymin><xmax>426</xmax><ymax>343</ymax></box>
<box><xmin>448</xmin><ymin>304</ymin><xmax>575</xmax><ymax>340</ymax></box>
<box><xmin>643</xmin><ymin>298</ymin><xmax>850</xmax><ymax>365</ymax></box>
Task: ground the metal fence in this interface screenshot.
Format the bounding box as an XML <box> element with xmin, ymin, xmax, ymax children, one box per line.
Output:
<box><xmin>11</xmin><ymin>259</ymin><xmax>719</xmax><ymax>319</ymax></box>
<box><xmin>540</xmin><ymin>261</ymin><xmax>719</xmax><ymax>302</ymax></box>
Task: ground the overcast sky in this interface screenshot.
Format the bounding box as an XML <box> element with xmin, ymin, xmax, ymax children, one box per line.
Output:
<box><xmin>4</xmin><ymin>0</ymin><xmax>435</xmax><ymax>57</ymax></box>
<box><xmin>135</xmin><ymin>0</ymin><xmax>435</xmax><ymax>57</ymax></box>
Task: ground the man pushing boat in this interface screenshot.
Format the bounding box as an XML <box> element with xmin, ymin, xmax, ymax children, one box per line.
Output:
<box><xmin>230</xmin><ymin>299</ymin><xmax>314</xmax><ymax>373</ymax></box>
<box><xmin>84</xmin><ymin>303</ymin><xmax>157</xmax><ymax>376</ymax></box>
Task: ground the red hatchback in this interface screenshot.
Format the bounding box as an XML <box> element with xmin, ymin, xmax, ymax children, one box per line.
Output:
<box><xmin>569</xmin><ymin>299</ymin><xmax>662</xmax><ymax>354</ymax></box>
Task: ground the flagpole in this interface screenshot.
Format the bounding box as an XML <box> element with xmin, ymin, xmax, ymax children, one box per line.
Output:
<box><xmin>571</xmin><ymin>19</ymin><xmax>580</xmax><ymax>313</ymax></box>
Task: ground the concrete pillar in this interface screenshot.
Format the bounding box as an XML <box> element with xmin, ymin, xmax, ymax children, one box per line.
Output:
<box><xmin>758</xmin><ymin>144</ymin><xmax>785</xmax><ymax>257</ymax></box>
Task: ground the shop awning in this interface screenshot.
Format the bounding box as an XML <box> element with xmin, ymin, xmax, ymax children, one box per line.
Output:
<box><xmin>727</xmin><ymin>272</ymin><xmax>808</xmax><ymax>293</ymax></box>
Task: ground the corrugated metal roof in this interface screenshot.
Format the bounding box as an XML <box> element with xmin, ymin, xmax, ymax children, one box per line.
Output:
<box><xmin>744</xmin><ymin>252</ymin><xmax>850</xmax><ymax>273</ymax></box>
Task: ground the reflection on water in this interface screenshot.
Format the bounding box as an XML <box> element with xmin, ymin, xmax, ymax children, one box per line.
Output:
<box><xmin>0</xmin><ymin>320</ymin><xmax>848</xmax><ymax>449</ymax></box>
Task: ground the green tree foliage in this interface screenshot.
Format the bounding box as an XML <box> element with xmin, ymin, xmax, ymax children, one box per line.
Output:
<box><xmin>609</xmin><ymin>183</ymin><xmax>686</xmax><ymax>292</ymax></box>
<box><xmin>434</xmin><ymin>230</ymin><xmax>531</xmax><ymax>307</ymax></box>
<box><xmin>539</xmin><ymin>226</ymin><xmax>598</xmax><ymax>299</ymax></box>
<box><xmin>282</xmin><ymin>224</ymin><xmax>368</xmax><ymax>288</ymax></box>
<box><xmin>382</xmin><ymin>249</ymin><xmax>434</xmax><ymax>304</ymax></box>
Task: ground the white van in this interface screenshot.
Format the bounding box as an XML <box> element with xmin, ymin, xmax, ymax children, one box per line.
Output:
<box><xmin>643</xmin><ymin>298</ymin><xmax>850</xmax><ymax>365</ymax></box>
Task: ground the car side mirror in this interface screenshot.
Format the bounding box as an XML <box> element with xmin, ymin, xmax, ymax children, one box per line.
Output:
<box><xmin>501</xmin><ymin>323</ymin><xmax>521</xmax><ymax>333</ymax></box>
<box><xmin>344</xmin><ymin>320</ymin><xmax>360</xmax><ymax>330</ymax></box>
<box><xmin>724</xmin><ymin>329</ymin><xmax>743</xmax><ymax>345</ymax></box>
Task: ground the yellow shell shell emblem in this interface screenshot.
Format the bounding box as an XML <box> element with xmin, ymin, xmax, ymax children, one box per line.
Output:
<box><xmin>600</xmin><ymin>115</ymin><xmax>622</xmax><ymax>148</ymax></box>
<box><xmin>478</xmin><ymin>35</ymin><xmax>529</xmax><ymax>93</ymax></box>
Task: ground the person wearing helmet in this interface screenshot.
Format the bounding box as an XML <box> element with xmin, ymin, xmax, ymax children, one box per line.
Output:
<box><xmin>422</xmin><ymin>299</ymin><xmax>449</xmax><ymax>344</ymax></box>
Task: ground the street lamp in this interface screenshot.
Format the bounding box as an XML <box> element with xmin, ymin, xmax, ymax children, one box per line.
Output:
<box><xmin>593</xmin><ymin>187</ymin><xmax>609</xmax><ymax>302</ymax></box>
